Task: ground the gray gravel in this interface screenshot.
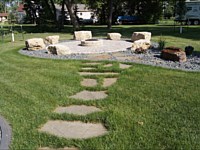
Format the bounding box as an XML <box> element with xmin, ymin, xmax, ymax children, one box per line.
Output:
<box><xmin>0</xmin><ymin>115</ymin><xmax>12</xmax><ymax>150</ymax></box>
<box><xmin>19</xmin><ymin>40</ymin><xmax>200</xmax><ymax>72</ymax></box>
<box><xmin>0</xmin><ymin>127</ymin><xmax>1</xmax><ymax>144</ymax></box>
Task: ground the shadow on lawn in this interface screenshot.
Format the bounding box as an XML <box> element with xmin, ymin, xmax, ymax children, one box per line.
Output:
<box><xmin>4</xmin><ymin>24</ymin><xmax>200</xmax><ymax>41</ymax></box>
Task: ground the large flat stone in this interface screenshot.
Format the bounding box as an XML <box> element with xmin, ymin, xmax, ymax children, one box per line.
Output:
<box><xmin>103</xmin><ymin>64</ymin><xmax>113</xmax><ymax>67</ymax></box>
<box><xmin>44</xmin><ymin>35</ymin><xmax>59</xmax><ymax>45</ymax></box>
<box><xmin>39</xmin><ymin>121</ymin><xmax>108</xmax><ymax>139</ymax></box>
<box><xmin>83</xmin><ymin>62</ymin><xmax>101</xmax><ymax>65</ymax></box>
<box><xmin>81</xmin><ymin>79</ymin><xmax>97</xmax><ymax>87</ymax></box>
<box><xmin>69</xmin><ymin>90</ymin><xmax>107</xmax><ymax>101</ymax></box>
<box><xmin>103</xmin><ymin>78</ymin><xmax>117</xmax><ymax>87</ymax></box>
<box><xmin>54</xmin><ymin>105</ymin><xmax>102</xmax><ymax>115</ymax></box>
<box><xmin>74</xmin><ymin>31</ymin><xmax>92</xmax><ymax>41</ymax></box>
<box><xmin>79</xmin><ymin>72</ymin><xmax>119</xmax><ymax>76</ymax></box>
<box><xmin>131</xmin><ymin>32</ymin><xmax>151</xmax><ymax>42</ymax></box>
<box><xmin>107</xmin><ymin>33</ymin><xmax>121</xmax><ymax>40</ymax></box>
<box><xmin>87</xmin><ymin>54</ymin><xmax>112</xmax><ymax>61</ymax></box>
<box><xmin>81</xmin><ymin>67</ymin><xmax>96</xmax><ymax>70</ymax></box>
<box><xmin>38</xmin><ymin>147</ymin><xmax>78</xmax><ymax>150</ymax></box>
<box><xmin>119</xmin><ymin>63</ymin><xmax>132</xmax><ymax>69</ymax></box>
<box><xmin>25</xmin><ymin>38</ymin><xmax>46</xmax><ymax>51</ymax></box>
<box><xmin>161</xmin><ymin>47</ymin><xmax>187</xmax><ymax>62</ymax></box>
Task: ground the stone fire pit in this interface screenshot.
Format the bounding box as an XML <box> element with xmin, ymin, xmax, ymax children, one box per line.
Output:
<box><xmin>81</xmin><ymin>39</ymin><xmax>103</xmax><ymax>47</ymax></box>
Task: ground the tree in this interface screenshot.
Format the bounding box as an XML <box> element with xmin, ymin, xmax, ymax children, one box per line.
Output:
<box><xmin>0</xmin><ymin>2</ymin><xmax>5</xmax><ymax>13</ymax></box>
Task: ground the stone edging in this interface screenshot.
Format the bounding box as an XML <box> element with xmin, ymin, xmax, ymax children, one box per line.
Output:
<box><xmin>0</xmin><ymin>115</ymin><xmax>12</xmax><ymax>150</ymax></box>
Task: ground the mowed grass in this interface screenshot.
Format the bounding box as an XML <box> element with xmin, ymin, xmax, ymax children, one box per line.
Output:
<box><xmin>0</xmin><ymin>24</ymin><xmax>200</xmax><ymax>149</ymax></box>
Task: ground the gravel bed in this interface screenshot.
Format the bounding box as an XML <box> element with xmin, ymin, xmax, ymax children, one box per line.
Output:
<box><xmin>0</xmin><ymin>115</ymin><xmax>12</xmax><ymax>150</ymax></box>
<box><xmin>19</xmin><ymin>40</ymin><xmax>200</xmax><ymax>72</ymax></box>
<box><xmin>0</xmin><ymin>127</ymin><xmax>1</xmax><ymax>144</ymax></box>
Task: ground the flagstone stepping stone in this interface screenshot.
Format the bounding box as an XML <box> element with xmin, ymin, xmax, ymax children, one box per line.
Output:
<box><xmin>39</xmin><ymin>120</ymin><xmax>108</xmax><ymax>139</ymax></box>
<box><xmin>79</xmin><ymin>72</ymin><xmax>119</xmax><ymax>76</ymax></box>
<box><xmin>81</xmin><ymin>67</ymin><xmax>96</xmax><ymax>70</ymax></box>
<box><xmin>70</xmin><ymin>90</ymin><xmax>107</xmax><ymax>100</ymax></box>
<box><xmin>81</xmin><ymin>79</ymin><xmax>97</xmax><ymax>87</ymax></box>
<box><xmin>103</xmin><ymin>64</ymin><xmax>113</xmax><ymax>67</ymax></box>
<box><xmin>103</xmin><ymin>78</ymin><xmax>118</xmax><ymax>87</ymax></box>
<box><xmin>87</xmin><ymin>54</ymin><xmax>112</xmax><ymax>61</ymax></box>
<box><xmin>119</xmin><ymin>63</ymin><xmax>132</xmax><ymax>69</ymax></box>
<box><xmin>54</xmin><ymin>105</ymin><xmax>102</xmax><ymax>115</ymax></box>
<box><xmin>84</xmin><ymin>62</ymin><xmax>101</xmax><ymax>65</ymax></box>
<box><xmin>38</xmin><ymin>147</ymin><xmax>78</xmax><ymax>150</ymax></box>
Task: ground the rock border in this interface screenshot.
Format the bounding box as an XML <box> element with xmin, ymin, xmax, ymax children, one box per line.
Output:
<box><xmin>0</xmin><ymin>115</ymin><xmax>12</xmax><ymax>150</ymax></box>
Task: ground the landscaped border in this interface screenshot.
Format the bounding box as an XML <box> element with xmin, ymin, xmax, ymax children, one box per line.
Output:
<box><xmin>0</xmin><ymin>115</ymin><xmax>12</xmax><ymax>150</ymax></box>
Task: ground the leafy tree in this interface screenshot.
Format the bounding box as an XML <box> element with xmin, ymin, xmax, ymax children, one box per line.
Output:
<box><xmin>0</xmin><ymin>1</ymin><xmax>5</xmax><ymax>13</ymax></box>
<box><xmin>175</xmin><ymin>0</ymin><xmax>186</xmax><ymax>24</ymax></box>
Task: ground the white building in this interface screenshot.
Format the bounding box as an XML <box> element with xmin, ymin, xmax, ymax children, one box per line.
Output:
<box><xmin>55</xmin><ymin>4</ymin><xmax>97</xmax><ymax>24</ymax></box>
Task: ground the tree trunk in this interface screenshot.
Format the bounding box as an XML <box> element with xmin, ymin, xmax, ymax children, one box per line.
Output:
<box><xmin>107</xmin><ymin>0</ymin><xmax>113</xmax><ymax>29</ymax></box>
<box><xmin>43</xmin><ymin>0</ymin><xmax>59</xmax><ymax>27</ymax></box>
<box><xmin>59</xmin><ymin>0</ymin><xmax>65</xmax><ymax>29</ymax></box>
<box><xmin>50</xmin><ymin>0</ymin><xmax>58</xmax><ymax>25</ymax></box>
<box><xmin>65</xmin><ymin>0</ymin><xmax>80</xmax><ymax>30</ymax></box>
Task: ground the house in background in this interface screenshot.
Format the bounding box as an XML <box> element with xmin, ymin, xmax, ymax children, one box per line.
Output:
<box><xmin>0</xmin><ymin>13</ymin><xmax>8</xmax><ymax>23</ymax></box>
<box><xmin>56</xmin><ymin>4</ymin><xmax>97</xmax><ymax>24</ymax></box>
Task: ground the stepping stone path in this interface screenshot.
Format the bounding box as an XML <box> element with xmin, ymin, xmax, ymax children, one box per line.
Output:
<box><xmin>39</xmin><ymin>62</ymin><xmax>131</xmax><ymax>149</ymax></box>
<box><xmin>54</xmin><ymin>105</ymin><xmax>101</xmax><ymax>115</ymax></box>
<box><xmin>81</xmin><ymin>79</ymin><xmax>97</xmax><ymax>87</ymax></box>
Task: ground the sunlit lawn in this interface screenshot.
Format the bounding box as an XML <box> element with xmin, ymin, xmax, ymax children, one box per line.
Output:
<box><xmin>0</xmin><ymin>24</ymin><xmax>200</xmax><ymax>149</ymax></box>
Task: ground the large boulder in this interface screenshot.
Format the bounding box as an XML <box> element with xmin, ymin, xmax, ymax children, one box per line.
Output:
<box><xmin>161</xmin><ymin>47</ymin><xmax>187</xmax><ymax>62</ymax></box>
<box><xmin>44</xmin><ymin>35</ymin><xmax>59</xmax><ymax>44</ymax></box>
<box><xmin>47</xmin><ymin>45</ymin><xmax>71</xmax><ymax>55</ymax></box>
<box><xmin>131</xmin><ymin>39</ymin><xmax>151</xmax><ymax>51</ymax></box>
<box><xmin>107</xmin><ymin>33</ymin><xmax>121</xmax><ymax>40</ymax></box>
<box><xmin>131</xmin><ymin>32</ymin><xmax>151</xmax><ymax>42</ymax></box>
<box><xmin>25</xmin><ymin>38</ymin><xmax>46</xmax><ymax>51</ymax></box>
<box><xmin>74</xmin><ymin>31</ymin><xmax>92</xmax><ymax>41</ymax></box>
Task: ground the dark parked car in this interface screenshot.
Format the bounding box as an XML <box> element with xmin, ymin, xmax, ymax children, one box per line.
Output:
<box><xmin>116</xmin><ymin>16</ymin><xmax>144</xmax><ymax>25</ymax></box>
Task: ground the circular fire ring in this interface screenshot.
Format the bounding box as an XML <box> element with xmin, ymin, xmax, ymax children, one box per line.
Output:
<box><xmin>81</xmin><ymin>39</ymin><xmax>103</xmax><ymax>46</ymax></box>
<box><xmin>0</xmin><ymin>115</ymin><xmax>12</xmax><ymax>149</ymax></box>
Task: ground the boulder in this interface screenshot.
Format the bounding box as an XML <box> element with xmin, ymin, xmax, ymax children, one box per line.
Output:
<box><xmin>47</xmin><ymin>45</ymin><xmax>71</xmax><ymax>55</ymax></box>
<box><xmin>107</xmin><ymin>33</ymin><xmax>121</xmax><ymax>40</ymax></box>
<box><xmin>131</xmin><ymin>39</ymin><xmax>151</xmax><ymax>51</ymax></box>
<box><xmin>161</xmin><ymin>47</ymin><xmax>187</xmax><ymax>62</ymax></box>
<box><xmin>25</xmin><ymin>38</ymin><xmax>46</xmax><ymax>51</ymax></box>
<box><xmin>74</xmin><ymin>31</ymin><xmax>92</xmax><ymax>41</ymax></box>
<box><xmin>44</xmin><ymin>35</ymin><xmax>59</xmax><ymax>44</ymax></box>
<box><xmin>131</xmin><ymin>32</ymin><xmax>151</xmax><ymax>42</ymax></box>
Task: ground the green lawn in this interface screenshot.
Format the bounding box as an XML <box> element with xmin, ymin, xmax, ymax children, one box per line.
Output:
<box><xmin>0</xmin><ymin>24</ymin><xmax>200</xmax><ymax>149</ymax></box>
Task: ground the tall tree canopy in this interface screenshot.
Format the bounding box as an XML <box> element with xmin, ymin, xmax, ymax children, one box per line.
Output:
<box><xmin>23</xmin><ymin>0</ymin><xmax>178</xmax><ymax>30</ymax></box>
